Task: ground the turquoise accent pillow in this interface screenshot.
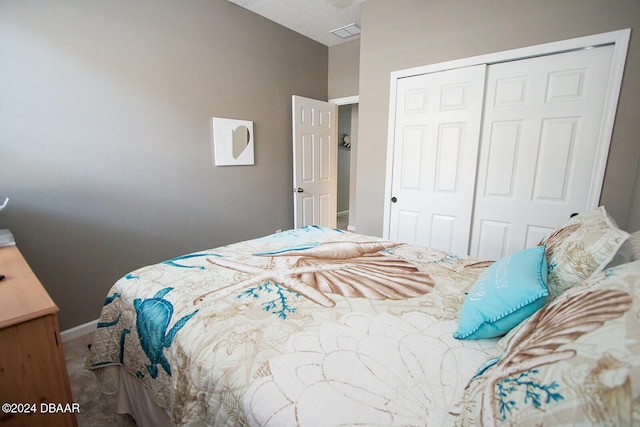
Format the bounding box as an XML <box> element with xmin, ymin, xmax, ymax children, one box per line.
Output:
<box><xmin>454</xmin><ymin>246</ymin><xmax>549</xmax><ymax>340</ymax></box>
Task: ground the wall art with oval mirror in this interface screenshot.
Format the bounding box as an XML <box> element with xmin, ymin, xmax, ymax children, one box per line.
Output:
<box><xmin>212</xmin><ymin>117</ymin><xmax>254</xmax><ymax>166</ymax></box>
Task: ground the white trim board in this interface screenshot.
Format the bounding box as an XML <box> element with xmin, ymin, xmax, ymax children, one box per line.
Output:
<box><xmin>61</xmin><ymin>318</ymin><xmax>98</xmax><ymax>342</ymax></box>
<box><xmin>383</xmin><ymin>29</ymin><xmax>631</xmax><ymax>239</ymax></box>
<box><xmin>329</xmin><ymin>95</ymin><xmax>359</xmax><ymax>105</ymax></box>
<box><xmin>388</xmin><ymin>29</ymin><xmax>630</xmax><ymax>81</ymax></box>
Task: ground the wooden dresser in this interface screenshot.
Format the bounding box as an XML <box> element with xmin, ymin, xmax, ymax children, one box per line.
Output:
<box><xmin>0</xmin><ymin>244</ymin><xmax>78</xmax><ymax>427</ymax></box>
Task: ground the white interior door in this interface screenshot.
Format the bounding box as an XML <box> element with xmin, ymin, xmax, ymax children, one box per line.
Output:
<box><xmin>387</xmin><ymin>65</ymin><xmax>486</xmax><ymax>254</ymax></box>
<box><xmin>292</xmin><ymin>95</ymin><xmax>338</xmax><ymax>228</ymax></box>
<box><xmin>470</xmin><ymin>45</ymin><xmax>616</xmax><ymax>259</ymax></box>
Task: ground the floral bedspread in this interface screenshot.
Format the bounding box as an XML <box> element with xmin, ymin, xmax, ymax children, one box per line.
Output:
<box><xmin>86</xmin><ymin>226</ymin><xmax>498</xmax><ymax>426</ymax></box>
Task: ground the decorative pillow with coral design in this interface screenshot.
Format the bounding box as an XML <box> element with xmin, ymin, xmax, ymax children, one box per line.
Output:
<box><xmin>541</xmin><ymin>206</ymin><xmax>629</xmax><ymax>299</ymax></box>
<box><xmin>448</xmin><ymin>260</ymin><xmax>640</xmax><ymax>426</ymax></box>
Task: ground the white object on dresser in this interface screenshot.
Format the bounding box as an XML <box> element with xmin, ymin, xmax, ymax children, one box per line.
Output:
<box><xmin>0</xmin><ymin>229</ymin><xmax>15</xmax><ymax>247</ymax></box>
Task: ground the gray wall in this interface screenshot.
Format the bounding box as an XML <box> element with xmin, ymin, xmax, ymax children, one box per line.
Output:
<box><xmin>0</xmin><ymin>0</ymin><xmax>328</xmax><ymax>330</ymax></box>
<box><xmin>329</xmin><ymin>39</ymin><xmax>360</xmax><ymax>227</ymax></box>
<box><xmin>328</xmin><ymin>38</ymin><xmax>360</xmax><ymax>99</ymax></box>
<box><xmin>355</xmin><ymin>0</ymin><xmax>640</xmax><ymax>237</ymax></box>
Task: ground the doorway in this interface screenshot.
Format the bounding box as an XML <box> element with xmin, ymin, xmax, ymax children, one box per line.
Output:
<box><xmin>332</xmin><ymin>97</ymin><xmax>359</xmax><ymax>231</ymax></box>
<box><xmin>337</xmin><ymin>104</ymin><xmax>352</xmax><ymax>230</ymax></box>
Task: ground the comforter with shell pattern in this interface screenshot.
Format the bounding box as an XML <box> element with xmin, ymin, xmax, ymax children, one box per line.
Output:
<box><xmin>87</xmin><ymin>226</ymin><xmax>498</xmax><ymax>426</ymax></box>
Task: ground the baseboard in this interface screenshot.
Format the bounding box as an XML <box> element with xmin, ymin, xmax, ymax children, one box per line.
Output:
<box><xmin>61</xmin><ymin>318</ymin><xmax>99</xmax><ymax>342</ymax></box>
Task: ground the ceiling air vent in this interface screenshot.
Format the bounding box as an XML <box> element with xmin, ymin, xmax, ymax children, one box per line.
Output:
<box><xmin>330</xmin><ymin>23</ymin><xmax>361</xmax><ymax>39</ymax></box>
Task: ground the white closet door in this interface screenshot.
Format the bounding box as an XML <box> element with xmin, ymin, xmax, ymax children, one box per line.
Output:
<box><xmin>470</xmin><ymin>45</ymin><xmax>615</xmax><ymax>260</ymax></box>
<box><xmin>388</xmin><ymin>65</ymin><xmax>485</xmax><ymax>254</ymax></box>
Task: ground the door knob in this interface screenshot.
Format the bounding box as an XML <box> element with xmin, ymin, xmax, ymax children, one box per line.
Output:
<box><xmin>294</xmin><ymin>188</ymin><xmax>304</xmax><ymax>193</ymax></box>
<box><xmin>391</xmin><ymin>196</ymin><xmax>397</xmax><ymax>203</ymax></box>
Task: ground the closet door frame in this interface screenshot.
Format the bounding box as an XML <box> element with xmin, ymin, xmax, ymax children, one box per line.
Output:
<box><xmin>383</xmin><ymin>29</ymin><xmax>630</xmax><ymax>242</ymax></box>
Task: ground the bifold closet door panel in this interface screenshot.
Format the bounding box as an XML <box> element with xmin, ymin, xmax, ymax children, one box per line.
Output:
<box><xmin>470</xmin><ymin>44</ymin><xmax>615</xmax><ymax>260</ymax></box>
<box><xmin>388</xmin><ymin>65</ymin><xmax>486</xmax><ymax>255</ymax></box>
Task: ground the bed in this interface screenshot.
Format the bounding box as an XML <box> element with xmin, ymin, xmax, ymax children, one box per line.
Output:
<box><xmin>86</xmin><ymin>206</ymin><xmax>640</xmax><ymax>426</ymax></box>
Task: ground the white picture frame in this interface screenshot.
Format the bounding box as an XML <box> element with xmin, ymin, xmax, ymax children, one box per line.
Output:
<box><xmin>212</xmin><ymin>117</ymin><xmax>254</xmax><ymax>166</ymax></box>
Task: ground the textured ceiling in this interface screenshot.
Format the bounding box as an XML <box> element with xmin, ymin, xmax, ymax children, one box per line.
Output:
<box><xmin>228</xmin><ymin>0</ymin><xmax>365</xmax><ymax>46</ymax></box>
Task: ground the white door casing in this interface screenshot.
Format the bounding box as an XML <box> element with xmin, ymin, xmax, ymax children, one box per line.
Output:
<box><xmin>470</xmin><ymin>45</ymin><xmax>616</xmax><ymax>260</ymax></box>
<box><xmin>384</xmin><ymin>29</ymin><xmax>629</xmax><ymax>257</ymax></box>
<box><xmin>292</xmin><ymin>95</ymin><xmax>338</xmax><ymax>228</ymax></box>
<box><xmin>386</xmin><ymin>65</ymin><xmax>486</xmax><ymax>254</ymax></box>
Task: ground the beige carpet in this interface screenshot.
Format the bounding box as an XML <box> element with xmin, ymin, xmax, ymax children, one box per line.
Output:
<box><xmin>63</xmin><ymin>333</ymin><xmax>137</xmax><ymax>426</ymax></box>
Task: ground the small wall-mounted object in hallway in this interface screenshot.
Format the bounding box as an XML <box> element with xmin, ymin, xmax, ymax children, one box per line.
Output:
<box><xmin>212</xmin><ymin>117</ymin><xmax>254</xmax><ymax>166</ymax></box>
<box><xmin>340</xmin><ymin>134</ymin><xmax>351</xmax><ymax>150</ymax></box>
